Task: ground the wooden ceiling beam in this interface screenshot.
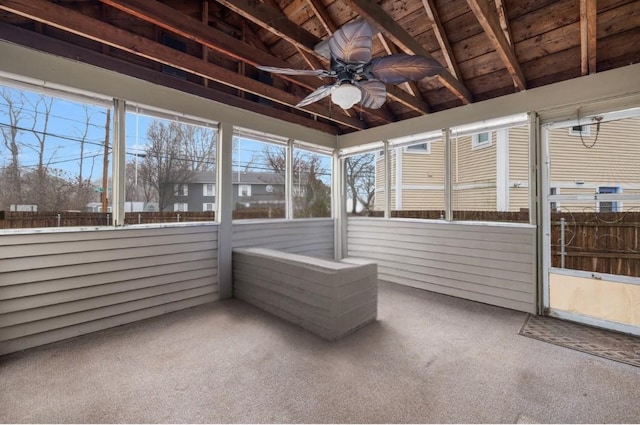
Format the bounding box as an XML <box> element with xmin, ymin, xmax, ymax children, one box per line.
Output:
<box><xmin>465</xmin><ymin>0</ymin><xmax>527</xmax><ymax>90</ymax></box>
<box><xmin>1</xmin><ymin>0</ymin><xmax>366</xmax><ymax>130</ymax></box>
<box><xmin>0</xmin><ymin>22</ymin><xmax>339</xmax><ymax>134</ymax></box>
<box><xmin>421</xmin><ymin>0</ymin><xmax>463</xmax><ymax>81</ymax></box>
<box><xmin>213</xmin><ymin>0</ymin><xmax>321</xmax><ymax>57</ymax></box>
<box><xmin>96</xmin><ymin>0</ymin><xmax>386</xmax><ymax>124</ymax></box>
<box><xmin>98</xmin><ymin>0</ymin><xmax>318</xmax><ymax>92</ymax></box>
<box><xmin>494</xmin><ymin>0</ymin><xmax>514</xmax><ymax>47</ymax></box>
<box><xmin>580</xmin><ymin>0</ymin><xmax>597</xmax><ymax>75</ymax></box>
<box><xmin>345</xmin><ymin>0</ymin><xmax>473</xmax><ymax>105</ymax></box>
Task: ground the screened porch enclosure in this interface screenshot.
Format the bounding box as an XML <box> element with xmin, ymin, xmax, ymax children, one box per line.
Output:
<box><xmin>1</xmin><ymin>39</ymin><xmax>640</xmax><ymax>358</ymax></box>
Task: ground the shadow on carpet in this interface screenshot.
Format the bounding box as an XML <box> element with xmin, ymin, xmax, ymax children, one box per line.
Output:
<box><xmin>519</xmin><ymin>314</ymin><xmax>640</xmax><ymax>368</ymax></box>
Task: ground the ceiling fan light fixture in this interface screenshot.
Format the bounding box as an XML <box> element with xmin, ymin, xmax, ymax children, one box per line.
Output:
<box><xmin>331</xmin><ymin>83</ymin><xmax>362</xmax><ymax>109</ymax></box>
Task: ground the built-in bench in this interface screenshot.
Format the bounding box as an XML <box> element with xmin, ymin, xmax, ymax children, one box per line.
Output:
<box><xmin>232</xmin><ymin>248</ymin><xmax>377</xmax><ymax>340</ymax></box>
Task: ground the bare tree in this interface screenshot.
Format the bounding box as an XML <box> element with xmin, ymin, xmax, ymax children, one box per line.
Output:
<box><xmin>137</xmin><ymin>120</ymin><xmax>215</xmax><ymax>211</ymax></box>
<box><xmin>345</xmin><ymin>153</ymin><xmax>376</xmax><ymax>214</ymax></box>
<box><xmin>0</xmin><ymin>88</ymin><xmax>27</xmax><ymax>208</ymax></box>
<box><xmin>262</xmin><ymin>146</ymin><xmax>331</xmax><ymax>217</ymax></box>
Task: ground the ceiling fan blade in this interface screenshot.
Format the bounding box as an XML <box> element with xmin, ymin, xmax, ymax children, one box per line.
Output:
<box><xmin>296</xmin><ymin>84</ymin><xmax>335</xmax><ymax>108</ymax></box>
<box><xmin>256</xmin><ymin>65</ymin><xmax>329</xmax><ymax>77</ymax></box>
<box><xmin>357</xmin><ymin>80</ymin><xmax>387</xmax><ymax>109</ymax></box>
<box><xmin>368</xmin><ymin>54</ymin><xmax>443</xmax><ymax>84</ymax></box>
<box><xmin>328</xmin><ymin>19</ymin><xmax>373</xmax><ymax>64</ymax></box>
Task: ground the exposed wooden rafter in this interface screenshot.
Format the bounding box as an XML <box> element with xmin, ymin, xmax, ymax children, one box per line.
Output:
<box><xmin>345</xmin><ymin>0</ymin><xmax>473</xmax><ymax>105</ymax></box>
<box><xmin>465</xmin><ymin>0</ymin><xmax>526</xmax><ymax>90</ymax></box>
<box><xmin>0</xmin><ymin>0</ymin><xmax>367</xmax><ymax>130</ymax></box>
<box><xmin>0</xmin><ymin>22</ymin><xmax>338</xmax><ymax>134</ymax></box>
<box><xmin>494</xmin><ymin>0</ymin><xmax>513</xmax><ymax>47</ymax></box>
<box><xmin>420</xmin><ymin>0</ymin><xmax>463</xmax><ymax>81</ymax></box>
<box><xmin>580</xmin><ymin>0</ymin><xmax>597</xmax><ymax>75</ymax></box>
<box><xmin>215</xmin><ymin>0</ymin><xmax>321</xmax><ymax>57</ymax></box>
<box><xmin>95</xmin><ymin>0</ymin><xmax>382</xmax><ymax>126</ymax></box>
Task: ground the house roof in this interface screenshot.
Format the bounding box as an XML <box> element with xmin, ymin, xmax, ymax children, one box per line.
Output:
<box><xmin>0</xmin><ymin>0</ymin><xmax>638</xmax><ymax>135</ymax></box>
<box><xmin>190</xmin><ymin>171</ymin><xmax>284</xmax><ymax>185</ymax></box>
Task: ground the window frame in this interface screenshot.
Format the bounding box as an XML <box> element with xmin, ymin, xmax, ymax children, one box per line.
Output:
<box><xmin>238</xmin><ymin>184</ymin><xmax>251</xmax><ymax>197</ymax></box>
<box><xmin>472</xmin><ymin>131</ymin><xmax>492</xmax><ymax>150</ymax></box>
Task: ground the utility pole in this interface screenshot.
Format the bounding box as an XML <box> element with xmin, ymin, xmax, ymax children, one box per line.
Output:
<box><xmin>101</xmin><ymin>109</ymin><xmax>111</xmax><ymax>213</ymax></box>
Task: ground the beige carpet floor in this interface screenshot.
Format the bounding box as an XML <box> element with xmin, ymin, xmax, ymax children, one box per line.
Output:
<box><xmin>1</xmin><ymin>281</ymin><xmax>639</xmax><ymax>423</ymax></box>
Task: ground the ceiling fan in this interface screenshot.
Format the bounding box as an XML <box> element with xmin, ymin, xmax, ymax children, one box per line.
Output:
<box><xmin>257</xmin><ymin>19</ymin><xmax>443</xmax><ymax>110</ymax></box>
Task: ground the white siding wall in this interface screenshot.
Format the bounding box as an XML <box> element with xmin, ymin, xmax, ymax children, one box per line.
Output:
<box><xmin>0</xmin><ymin>224</ymin><xmax>219</xmax><ymax>355</ymax></box>
<box><xmin>347</xmin><ymin>217</ymin><xmax>536</xmax><ymax>312</ymax></box>
<box><xmin>232</xmin><ymin>218</ymin><xmax>334</xmax><ymax>258</ymax></box>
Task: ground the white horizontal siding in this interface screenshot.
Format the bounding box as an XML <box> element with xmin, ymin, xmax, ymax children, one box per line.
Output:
<box><xmin>347</xmin><ymin>217</ymin><xmax>536</xmax><ymax>312</ymax></box>
<box><xmin>232</xmin><ymin>218</ymin><xmax>334</xmax><ymax>258</ymax></box>
<box><xmin>0</xmin><ymin>224</ymin><xmax>219</xmax><ymax>355</ymax></box>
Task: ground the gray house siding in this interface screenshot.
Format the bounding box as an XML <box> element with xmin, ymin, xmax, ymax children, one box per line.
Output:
<box><xmin>347</xmin><ymin>217</ymin><xmax>536</xmax><ymax>313</ymax></box>
<box><xmin>0</xmin><ymin>224</ymin><xmax>219</xmax><ymax>355</ymax></box>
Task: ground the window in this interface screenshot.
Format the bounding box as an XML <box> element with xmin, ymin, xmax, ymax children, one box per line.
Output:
<box><xmin>292</xmin><ymin>146</ymin><xmax>332</xmax><ymax>218</ymax></box>
<box><xmin>203</xmin><ymin>202</ymin><xmax>215</xmax><ymax>211</ymax></box>
<box><xmin>238</xmin><ymin>184</ymin><xmax>251</xmax><ymax>197</ymax></box>
<box><xmin>405</xmin><ymin>142</ymin><xmax>430</xmax><ymax>154</ymax></box>
<box><xmin>472</xmin><ymin>132</ymin><xmax>492</xmax><ymax>149</ymax></box>
<box><xmin>453</xmin><ymin>123</ymin><xmax>529</xmax><ymax>222</ymax></box>
<box><xmin>345</xmin><ymin>152</ymin><xmax>381</xmax><ymax>216</ymax></box>
<box><xmin>0</xmin><ymin>83</ymin><xmax>112</xmax><ymax>228</ymax></box>
<box><xmin>174</xmin><ymin>202</ymin><xmax>188</xmax><ymax>212</ymax></box>
<box><xmin>203</xmin><ymin>183</ymin><xmax>215</xmax><ymax>197</ymax></box>
<box><xmin>598</xmin><ymin>186</ymin><xmax>619</xmax><ymax>212</ymax></box>
<box><xmin>174</xmin><ymin>184</ymin><xmax>188</xmax><ymax>196</ymax></box>
<box><xmin>569</xmin><ymin>125</ymin><xmax>591</xmax><ymax>137</ymax></box>
<box><xmin>549</xmin><ymin>187</ymin><xmax>558</xmax><ymax>211</ymax></box>
<box><xmin>126</xmin><ymin>107</ymin><xmax>217</xmax><ymax>218</ymax></box>
<box><xmin>232</xmin><ymin>128</ymin><xmax>286</xmax><ymax>219</ymax></box>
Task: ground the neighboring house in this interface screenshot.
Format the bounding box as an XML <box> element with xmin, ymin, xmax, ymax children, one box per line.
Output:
<box><xmin>375</xmin><ymin>116</ymin><xmax>640</xmax><ymax>212</ymax></box>
<box><xmin>171</xmin><ymin>171</ymin><xmax>284</xmax><ymax>212</ymax></box>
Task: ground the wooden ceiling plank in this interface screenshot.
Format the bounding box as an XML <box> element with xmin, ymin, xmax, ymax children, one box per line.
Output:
<box><xmin>213</xmin><ymin>0</ymin><xmax>321</xmax><ymax>57</ymax></box>
<box><xmin>421</xmin><ymin>0</ymin><xmax>463</xmax><ymax>81</ymax></box>
<box><xmin>0</xmin><ymin>0</ymin><xmax>365</xmax><ymax>130</ymax></box>
<box><xmin>465</xmin><ymin>0</ymin><xmax>527</xmax><ymax>90</ymax></box>
<box><xmin>580</xmin><ymin>0</ymin><xmax>597</xmax><ymax>75</ymax></box>
<box><xmin>345</xmin><ymin>0</ymin><xmax>473</xmax><ymax>104</ymax></box>
<box><xmin>304</xmin><ymin>0</ymin><xmax>337</xmax><ymax>35</ymax></box>
<box><xmin>0</xmin><ymin>22</ymin><xmax>338</xmax><ymax>134</ymax></box>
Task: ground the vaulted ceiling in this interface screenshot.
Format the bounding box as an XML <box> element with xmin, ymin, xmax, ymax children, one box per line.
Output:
<box><xmin>0</xmin><ymin>0</ymin><xmax>638</xmax><ymax>135</ymax></box>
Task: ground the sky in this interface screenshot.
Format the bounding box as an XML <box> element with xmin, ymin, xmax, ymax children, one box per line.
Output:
<box><xmin>0</xmin><ymin>83</ymin><xmax>332</xmax><ymax>187</ymax></box>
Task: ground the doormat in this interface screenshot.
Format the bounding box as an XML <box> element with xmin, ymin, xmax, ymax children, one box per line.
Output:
<box><xmin>519</xmin><ymin>314</ymin><xmax>640</xmax><ymax>368</ymax></box>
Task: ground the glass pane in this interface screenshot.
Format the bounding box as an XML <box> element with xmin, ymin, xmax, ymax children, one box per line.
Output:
<box><xmin>0</xmin><ymin>84</ymin><xmax>112</xmax><ymax>228</ymax></box>
<box><xmin>292</xmin><ymin>146</ymin><xmax>332</xmax><ymax>218</ymax></box>
<box><xmin>548</xmin><ymin>113</ymin><xmax>640</xmax><ymax>277</ymax></box>
<box><xmin>391</xmin><ymin>140</ymin><xmax>445</xmax><ymax>219</ymax></box>
<box><xmin>345</xmin><ymin>151</ymin><xmax>381</xmax><ymax>217</ymax></box>
<box><xmin>125</xmin><ymin>108</ymin><xmax>217</xmax><ymax>223</ymax></box>
<box><xmin>232</xmin><ymin>130</ymin><xmax>286</xmax><ymax>219</ymax></box>
<box><xmin>452</xmin><ymin>124</ymin><xmax>530</xmax><ymax>222</ymax></box>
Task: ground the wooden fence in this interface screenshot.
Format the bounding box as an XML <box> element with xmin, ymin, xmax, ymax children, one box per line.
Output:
<box><xmin>550</xmin><ymin>211</ymin><xmax>640</xmax><ymax>278</ymax></box>
<box><xmin>0</xmin><ymin>211</ymin><xmax>215</xmax><ymax>229</ymax></box>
